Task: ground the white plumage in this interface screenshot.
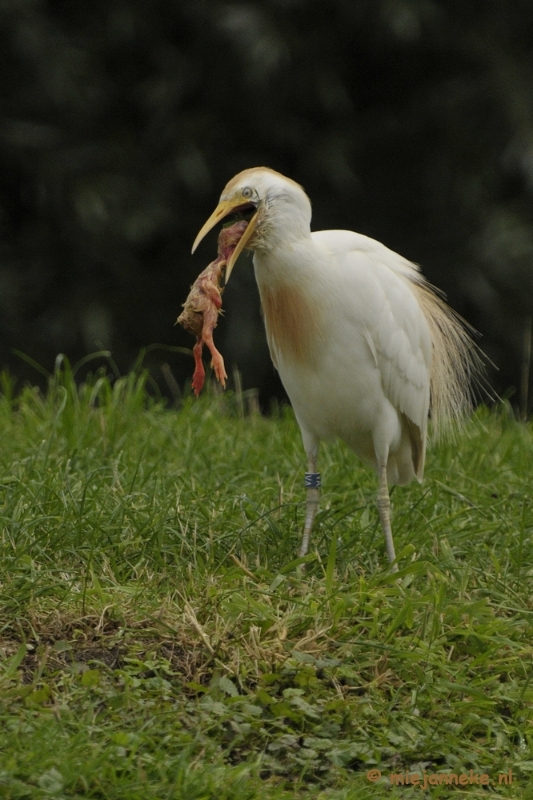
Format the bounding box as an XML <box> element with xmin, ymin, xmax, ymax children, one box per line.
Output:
<box><xmin>192</xmin><ymin>168</ymin><xmax>482</xmax><ymax>570</ymax></box>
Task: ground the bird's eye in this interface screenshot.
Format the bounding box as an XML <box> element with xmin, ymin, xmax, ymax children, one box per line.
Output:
<box><xmin>241</xmin><ymin>187</ymin><xmax>253</xmax><ymax>199</ymax></box>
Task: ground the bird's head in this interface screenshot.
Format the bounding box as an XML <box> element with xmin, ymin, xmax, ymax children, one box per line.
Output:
<box><xmin>192</xmin><ymin>167</ymin><xmax>312</xmax><ymax>282</ymax></box>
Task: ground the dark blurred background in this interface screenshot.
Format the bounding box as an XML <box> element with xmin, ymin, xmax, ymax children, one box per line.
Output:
<box><xmin>1</xmin><ymin>0</ymin><xmax>532</xmax><ymax>412</ymax></box>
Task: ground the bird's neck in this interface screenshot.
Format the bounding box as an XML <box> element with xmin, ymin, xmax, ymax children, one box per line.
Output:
<box><xmin>255</xmin><ymin>195</ymin><xmax>312</xmax><ymax>254</ymax></box>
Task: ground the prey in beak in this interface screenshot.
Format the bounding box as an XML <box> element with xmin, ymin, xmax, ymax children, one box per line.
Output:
<box><xmin>178</xmin><ymin>220</ymin><xmax>249</xmax><ymax>395</ymax></box>
<box><xmin>192</xmin><ymin>196</ymin><xmax>259</xmax><ymax>283</ymax></box>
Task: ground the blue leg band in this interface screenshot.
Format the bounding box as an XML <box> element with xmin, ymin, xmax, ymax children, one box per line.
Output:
<box><xmin>304</xmin><ymin>472</ymin><xmax>321</xmax><ymax>489</ymax></box>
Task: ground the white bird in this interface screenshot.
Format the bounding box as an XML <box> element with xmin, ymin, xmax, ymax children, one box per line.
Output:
<box><xmin>192</xmin><ymin>168</ymin><xmax>482</xmax><ymax>570</ymax></box>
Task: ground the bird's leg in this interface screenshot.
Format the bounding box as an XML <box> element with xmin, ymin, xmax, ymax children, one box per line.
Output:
<box><xmin>203</xmin><ymin>329</ymin><xmax>228</xmax><ymax>388</ymax></box>
<box><xmin>191</xmin><ymin>338</ymin><xmax>206</xmax><ymax>396</ymax></box>
<box><xmin>377</xmin><ymin>462</ymin><xmax>398</xmax><ymax>572</ymax></box>
<box><xmin>299</xmin><ymin>454</ymin><xmax>320</xmax><ymax>558</ymax></box>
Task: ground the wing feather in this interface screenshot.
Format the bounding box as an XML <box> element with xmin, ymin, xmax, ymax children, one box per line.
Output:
<box><xmin>314</xmin><ymin>228</ymin><xmax>482</xmax><ymax>439</ymax></box>
<box><xmin>313</xmin><ymin>230</ymin><xmax>433</xmax><ymax>477</ymax></box>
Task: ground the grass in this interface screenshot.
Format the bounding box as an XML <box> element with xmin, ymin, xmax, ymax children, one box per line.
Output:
<box><xmin>0</xmin><ymin>358</ymin><xmax>532</xmax><ymax>799</ymax></box>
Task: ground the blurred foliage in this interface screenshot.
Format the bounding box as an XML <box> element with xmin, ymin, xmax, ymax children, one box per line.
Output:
<box><xmin>0</xmin><ymin>0</ymin><xmax>532</xmax><ymax>409</ymax></box>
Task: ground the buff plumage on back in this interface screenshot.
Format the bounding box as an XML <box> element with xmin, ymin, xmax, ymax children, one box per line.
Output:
<box><xmin>409</xmin><ymin>276</ymin><xmax>484</xmax><ymax>437</ymax></box>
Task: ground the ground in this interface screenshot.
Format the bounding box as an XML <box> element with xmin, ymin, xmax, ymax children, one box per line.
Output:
<box><xmin>0</xmin><ymin>362</ymin><xmax>532</xmax><ymax>798</ymax></box>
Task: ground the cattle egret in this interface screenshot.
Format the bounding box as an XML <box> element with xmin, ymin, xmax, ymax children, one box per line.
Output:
<box><xmin>192</xmin><ymin>168</ymin><xmax>482</xmax><ymax>570</ymax></box>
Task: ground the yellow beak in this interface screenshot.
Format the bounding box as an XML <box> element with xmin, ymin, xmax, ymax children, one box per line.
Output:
<box><xmin>192</xmin><ymin>199</ymin><xmax>259</xmax><ymax>283</ymax></box>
